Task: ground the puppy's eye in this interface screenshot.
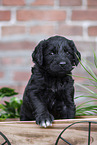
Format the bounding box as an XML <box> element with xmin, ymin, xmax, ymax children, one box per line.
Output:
<box><xmin>65</xmin><ymin>51</ymin><xmax>70</xmax><ymax>56</ymax></box>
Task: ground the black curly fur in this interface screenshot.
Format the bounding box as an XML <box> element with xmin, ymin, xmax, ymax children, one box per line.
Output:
<box><xmin>20</xmin><ymin>36</ymin><xmax>81</xmax><ymax>126</ymax></box>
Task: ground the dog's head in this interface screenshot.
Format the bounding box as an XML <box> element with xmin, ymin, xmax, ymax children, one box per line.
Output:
<box><xmin>32</xmin><ymin>36</ymin><xmax>81</xmax><ymax>76</ymax></box>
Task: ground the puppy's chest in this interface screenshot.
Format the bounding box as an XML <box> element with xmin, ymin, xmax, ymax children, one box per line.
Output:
<box><xmin>46</xmin><ymin>78</ymin><xmax>68</xmax><ymax>94</ymax></box>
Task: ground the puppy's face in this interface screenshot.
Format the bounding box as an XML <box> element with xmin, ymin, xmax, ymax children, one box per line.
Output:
<box><xmin>44</xmin><ymin>37</ymin><xmax>75</xmax><ymax>76</ymax></box>
<box><xmin>32</xmin><ymin>36</ymin><xmax>81</xmax><ymax>76</ymax></box>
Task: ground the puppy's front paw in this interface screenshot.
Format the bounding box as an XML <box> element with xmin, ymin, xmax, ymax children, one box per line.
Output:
<box><xmin>36</xmin><ymin>113</ymin><xmax>54</xmax><ymax>128</ymax></box>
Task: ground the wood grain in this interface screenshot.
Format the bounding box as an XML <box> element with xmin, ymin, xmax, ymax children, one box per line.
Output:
<box><xmin>0</xmin><ymin>117</ymin><xmax>97</xmax><ymax>145</ymax></box>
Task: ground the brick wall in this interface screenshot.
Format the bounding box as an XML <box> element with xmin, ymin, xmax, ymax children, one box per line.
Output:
<box><xmin>0</xmin><ymin>0</ymin><xmax>97</xmax><ymax>97</ymax></box>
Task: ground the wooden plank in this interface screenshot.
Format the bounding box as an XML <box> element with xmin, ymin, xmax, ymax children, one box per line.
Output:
<box><xmin>0</xmin><ymin>118</ymin><xmax>97</xmax><ymax>145</ymax></box>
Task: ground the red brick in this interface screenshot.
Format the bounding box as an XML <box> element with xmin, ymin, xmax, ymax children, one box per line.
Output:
<box><xmin>0</xmin><ymin>10</ymin><xmax>11</xmax><ymax>21</ymax></box>
<box><xmin>72</xmin><ymin>10</ymin><xmax>97</xmax><ymax>21</ymax></box>
<box><xmin>31</xmin><ymin>0</ymin><xmax>54</xmax><ymax>6</ymax></box>
<box><xmin>58</xmin><ymin>25</ymin><xmax>82</xmax><ymax>36</ymax></box>
<box><xmin>3</xmin><ymin>0</ymin><xmax>25</xmax><ymax>6</ymax></box>
<box><xmin>88</xmin><ymin>26</ymin><xmax>97</xmax><ymax>36</ymax></box>
<box><xmin>88</xmin><ymin>0</ymin><xmax>97</xmax><ymax>7</ymax></box>
<box><xmin>75</xmin><ymin>41</ymin><xmax>96</xmax><ymax>52</ymax></box>
<box><xmin>30</xmin><ymin>25</ymin><xmax>55</xmax><ymax>35</ymax></box>
<box><xmin>2</xmin><ymin>26</ymin><xmax>26</xmax><ymax>36</ymax></box>
<box><xmin>59</xmin><ymin>0</ymin><xmax>82</xmax><ymax>6</ymax></box>
<box><xmin>0</xmin><ymin>0</ymin><xmax>2</xmax><ymax>5</ymax></box>
<box><xmin>14</xmin><ymin>85</ymin><xmax>25</xmax><ymax>94</ymax></box>
<box><xmin>0</xmin><ymin>72</ymin><xmax>4</xmax><ymax>78</ymax></box>
<box><xmin>0</xmin><ymin>57</ymin><xmax>24</xmax><ymax>65</ymax></box>
<box><xmin>17</xmin><ymin>10</ymin><xmax>66</xmax><ymax>21</ymax></box>
<box><xmin>13</xmin><ymin>72</ymin><xmax>31</xmax><ymax>81</ymax></box>
<box><xmin>0</xmin><ymin>41</ymin><xmax>36</xmax><ymax>50</ymax></box>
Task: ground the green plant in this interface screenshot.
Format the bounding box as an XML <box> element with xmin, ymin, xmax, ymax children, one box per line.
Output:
<box><xmin>74</xmin><ymin>51</ymin><xmax>97</xmax><ymax>116</ymax></box>
<box><xmin>0</xmin><ymin>87</ymin><xmax>22</xmax><ymax>120</ymax></box>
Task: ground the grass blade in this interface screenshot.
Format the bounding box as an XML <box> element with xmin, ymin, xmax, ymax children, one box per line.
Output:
<box><xmin>75</xmin><ymin>95</ymin><xmax>97</xmax><ymax>100</ymax></box>
<box><xmin>80</xmin><ymin>58</ymin><xmax>97</xmax><ymax>81</ymax></box>
<box><xmin>93</xmin><ymin>50</ymin><xmax>97</xmax><ymax>68</ymax></box>
<box><xmin>76</xmin><ymin>105</ymin><xmax>97</xmax><ymax>116</ymax></box>
<box><xmin>76</xmin><ymin>100</ymin><xmax>97</xmax><ymax>109</ymax></box>
<box><xmin>75</xmin><ymin>51</ymin><xmax>97</xmax><ymax>116</ymax></box>
<box><xmin>72</xmin><ymin>75</ymin><xmax>96</xmax><ymax>82</ymax></box>
<box><xmin>75</xmin><ymin>83</ymin><xmax>96</xmax><ymax>95</ymax></box>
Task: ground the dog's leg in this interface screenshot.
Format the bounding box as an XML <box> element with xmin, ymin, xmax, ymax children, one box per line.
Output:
<box><xmin>29</xmin><ymin>92</ymin><xmax>54</xmax><ymax>128</ymax></box>
<box><xmin>67</xmin><ymin>104</ymin><xmax>76</xmax><ymax>118</ymax></box>
<box><xmin>65</xmin><ymin>86</ymin><xmax>76</xmax><ymax>118</ymax></box>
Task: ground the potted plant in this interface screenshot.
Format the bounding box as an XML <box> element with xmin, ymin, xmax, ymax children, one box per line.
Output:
<box><xmin>0</xmin><ymin>87</ymin><xmax>22</xmax><ymax>121</ymax></box>
<box><xmin>74</xmin><ymin>50</ymin><xmax>97</xmax><ymax>117</ymax></box>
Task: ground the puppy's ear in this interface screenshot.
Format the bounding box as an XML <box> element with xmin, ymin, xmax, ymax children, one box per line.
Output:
<box><xmin>69</xmin><ymin>40</ymin><xmax>81</xmax><ymax>66</ymax></box>
<box><xmin>32</xmin><ymin>40</ymin><xmax>46</xmax><ymax>66</ymax></box>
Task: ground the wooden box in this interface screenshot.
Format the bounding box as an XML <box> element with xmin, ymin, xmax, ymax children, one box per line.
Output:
<box><xmin>0</xmin><ymin>117</ymin><xmax>97</xmax><ymax>145</ymax></box>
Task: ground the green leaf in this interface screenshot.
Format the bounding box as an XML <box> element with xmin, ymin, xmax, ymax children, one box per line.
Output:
<box><xmin>4</xmin><ymin>101</ymin><xmax>10</xmax><ymax>106</ymax></box>
<box><xmin>75</xmin><ymin>51</ymin><xmax>97</xmax><ymax>116</ymax></box>
<box><xmin>80</xmin><ymin>58</ymin><xmax>97</xmax><ymax>81</ymax></box>
<box><xmin>72</xmin><ymin>75</ymin><xmax>96</xmax><ymax>82</ymax></box>
<box><xmin>77</xmin><ymin>103</ymin><xmax>96</xmax><ymax>110</ymax></box>
<box><xmin>76</xmin><ymin>105</ymin><xmax>97</xmax><ymax>116</ymax></box>
<box><xmin>75</xmin><ymin>54</ymin><xmax>97</xmax><ymax>82</ymax></box>
<box><xmin>83</xmin><ymin>84</ymin><xmax>97</xmax><ymax>89</ymax></box>
<box><xmin>83</xmin><ymin>60</ymin><xmax>97</xmax><ymax>81</ymax></box>
<box><xmin>0</xmin><ymin>114</ymin><xmax>7</xmax><ymax>120</ymax></box>
<box><xmin>93</xmin><ymin>50</ymin><xmax>97</xmax><ymax>68</ymax></box>
<box><xmin>0</xmin><ymin>104</ymin><xmax>5</xmax><ymax>110</ymax></box>
<box><xmin>0</xmin><ymin>87</ymin><xmax>18</xmax><ymax>98</ymax></box>
<box><xmin>0</xmin><ymin>87</ymin><xmax>22</xmax><ymax>119</ymax></box>
<box><xmin>75</xmin><ymin>95</ymin><xmax>97</xmax><ymax>100</ymax></box>
<box><xmin>75</xmin><ymin>83</ymin><xmax>96</xmax><ymax>95</ymax></box>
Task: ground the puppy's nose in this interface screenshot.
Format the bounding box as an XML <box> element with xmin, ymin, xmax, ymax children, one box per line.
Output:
<box><xmin>60</xmin><ymin>62</ymin><xmax>66</xmax><ymax>67</ymax></box>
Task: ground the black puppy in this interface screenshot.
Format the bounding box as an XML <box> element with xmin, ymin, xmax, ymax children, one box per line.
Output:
<box><xmin>20</xmin><ymin>36</ymin><xmax>81</xmax><ymax>127</ymax></box>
